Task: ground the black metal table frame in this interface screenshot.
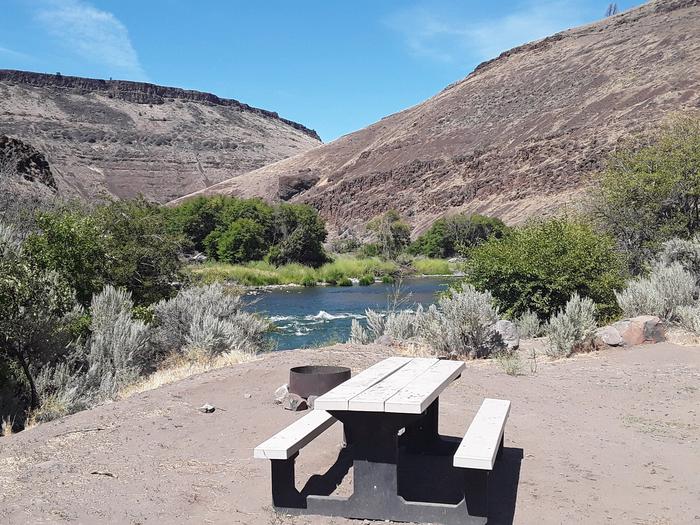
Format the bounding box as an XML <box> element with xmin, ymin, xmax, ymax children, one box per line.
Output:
<box><xmin>268</xmin><ymin>398</ymin><xmax>502</xmax><ymax>525</ymax></box>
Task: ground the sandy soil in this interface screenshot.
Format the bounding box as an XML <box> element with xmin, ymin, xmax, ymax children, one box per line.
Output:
<box><xmin>1</xmin><ymin>342</ymin><xmax>698</xmax><ymax>524</ymax></box>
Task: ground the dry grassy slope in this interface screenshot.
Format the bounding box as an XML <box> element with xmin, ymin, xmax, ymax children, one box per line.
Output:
<box><xmin>0</xmin><ymin>71</ymin><xmax>321</xmax><ymax>203</ymax></box>
<box><xmin>175</xmin><ymin>0</ymin><xmax>700</xmax><ymax>237</ymax></box>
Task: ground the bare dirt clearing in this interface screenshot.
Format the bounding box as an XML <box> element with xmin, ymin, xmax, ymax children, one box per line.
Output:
<box><xmin>1</xmin><ymin>343</ymin><xmax>698</xmax><ymax>524</ymax></box>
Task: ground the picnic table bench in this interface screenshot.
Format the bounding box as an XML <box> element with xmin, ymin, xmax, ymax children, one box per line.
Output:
<box><xmin>255</xmin><ymin>357</ymin><xmax>511</xmax><ymax>525</ymax></box>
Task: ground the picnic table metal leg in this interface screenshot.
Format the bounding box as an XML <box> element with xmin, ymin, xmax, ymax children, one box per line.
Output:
<box><xmin>402</xmin><ymin>398</ymin><xmax>440</xmax><ymax>452</ymax></box>
<box><xmin>304</xmin><ymin>410</ymin><xmax>488</xmax><ymax>525</ymax></box>
<box><xmin>270</xmin><ymin>452</ymin><xmax>305</xmax><ymax>509</ymax></box>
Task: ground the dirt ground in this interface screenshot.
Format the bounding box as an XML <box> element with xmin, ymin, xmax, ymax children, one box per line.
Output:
<box><xmin>1</xmin><ymin>342</ymin><xmax>698</xmax><ymax>525</ymax></box>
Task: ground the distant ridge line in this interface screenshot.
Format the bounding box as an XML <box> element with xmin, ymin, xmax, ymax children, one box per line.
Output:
<box><xmin>0</xmin><ymin>69</ymin><xmax>321</xmax><ymax>142</ymax></box>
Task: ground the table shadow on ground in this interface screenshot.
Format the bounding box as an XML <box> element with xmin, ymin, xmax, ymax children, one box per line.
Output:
<box><xmin>298</xmin><ymin>438</ymin><xmax>523</xmax><ymax>525</ymax></box>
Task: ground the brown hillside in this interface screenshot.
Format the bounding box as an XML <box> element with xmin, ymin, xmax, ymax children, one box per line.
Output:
<box><xmin>174</xmin><ymin>0</ymin><xmax>700</xmax><ymax>236</ymax></box>
<box><xmin>0</xmin><ymin>70</ymin><xmax>321</xmax><ymax>203</ymax></box>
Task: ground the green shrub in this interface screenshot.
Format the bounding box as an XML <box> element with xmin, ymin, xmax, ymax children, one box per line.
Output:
<box><xmin>301</xmin><ymin>275</ymin><xmax>317</xmax><ymax>287</ymax></box>
<box><xmin>267</xmin><ymin>203</ymin><xmax>329</xmax><ymax>267</ymax></box>
<box><xmin>359</xmin><ymin>274</ymin><xmax>374</xmax><ymax>286</ymax></box>
<box><xmin>381</xmin><ymin>275</ymin><xmax>395</xmax><ymax>284</ymax></box>
<box><xmin>591</xmin><ymin>115</ymin><xmax>700</xmax><ymax>274</ymax></box>
<box><xmin>216</xmin><ymin>219</ymin><xmax>267</xmax><ymax>264</ymax></box>
<box><xmin>23</xmin><ymin>208</ymin><xmax>106</xmax><ymax>306</ymax></box>
<box><xmin>28</xmin><ymin>199</ymin><xmax>185</xmax><ymax>307</ymax></box>
<box><xmin>360</xmin><ymin>243</ymin><xmax>381</xmax><ymax>257</ymax></box>
<box><xmin>165</xmin><ymin>196</ymin><xmax>229</xmax><ymax>252</ymax></box>
<box><xmin>465</xmin><ymin>218</ymin><xmax>625</xmax><ymax>321</ymax></box>
<box><xmin>337</xmin><ymin>277</ymin><xmax>353</xmax><ymax>287</ymax></box>
<box><xmin>410</xmin><ymin>214</ymin><xmax>508</xmax><ymax>258</ymax></box>
<box><xmin>0</xmin><ymin>224</ymin><xmax>76</xmax><ymax>410</ymax></box>
<box><xmin>93</xmin><ymin>199</ymin><xmax>185</xmax><ymax>305</ymax></box>
<box><xmin>169</xmin><ymin>197</ymin><xmax>328</xmax><ymax>267</ymax></box>
<box><xmin>366</xmin><ymin>210</ymin><xmax>411</xmax><ymax>259</ymax></box>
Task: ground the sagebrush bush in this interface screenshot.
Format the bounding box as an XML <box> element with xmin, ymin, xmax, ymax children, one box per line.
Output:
<box><xmin>675</xmin><ymin>304</ymin><xmax>700</xmax><ymax>335</ymax></box>
<box><xmin>349</xmin><ymin>319</ymin><xmax>371</xmax><ymax>344</ymax></box>
<box><xmin>615</xmin><ymin>262</ymin><xmax>696</xmax><ymax>320</ymax></box>
<box><xmin>348</xmin><ymin>285</ymin><xmax>503</xmax><ymax>358</ymax></box>
<box><xmin>358</xmin><ymin>308</ymin><xmax>421</xmax><ymax>342</ymax></box>
<box><xmin>545</xmin><ymin>293</ymin><xmax>597</xmax><ymax>358</ymax></box>
<box><xmin>83</xmin><ymin>286</ymin><xmax>149</xmax><ymax>398</ymax></box>
<box><xmin>150</xmin><ymin>283</ymin><xmax>269</xmax><ymax>362</ymax></box>
<box><xmin>418</xmin><ymin>284</ymin><xmax>504</xmax><ymax>359</ymax></box>
<box><xmin>658</xmin><ymin>237</ymin><xmax>700</xmax><ymax>279</ymax></box>
<box><xmin>32</xmin><ymin>286</ymin><xmax>149</xmax><ymax>418</ymax></box>
<box><xmin>516</xmin><ymin>310</ymin><xmax>542</xmax><ymax>338</ymax></box>
<box><xmin>384</xmin><ymin>308</ymin><xmax>421</xmax><ymax>340</ymax></box>
<box><xmin>365</xmin><ymin>309</ymin><xmax>386</xmax><ymax>341</ymax></box>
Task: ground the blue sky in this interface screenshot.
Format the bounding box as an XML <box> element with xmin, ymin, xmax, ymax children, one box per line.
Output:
<box><xmin>1</xmin><ymin>0</ymin><xmax>642</xmax><ymax>142</ymax></box>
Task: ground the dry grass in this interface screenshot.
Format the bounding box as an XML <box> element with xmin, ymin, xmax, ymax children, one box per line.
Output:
<box><xmin>1</xmin><ymin>416</ymin><xmax>14</xmax><ymax>437</ymax></box>
<box><xmin>119</xmin><ymin>349</ymin><xmax>257</xmax><ymax>400</ymax></box>
<box><xmin>496</xmin><ymin>351</ymin><xmax>524</xmax><ymax>376</ymax></box>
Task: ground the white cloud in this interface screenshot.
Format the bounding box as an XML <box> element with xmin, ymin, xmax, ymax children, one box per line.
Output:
<box><xmin>387</xmin><ymin>1</ymin><xmax>592</xmax><ymax>65</ymax></box>
<box><xmin>35</xmin><ymin>0</ymin><xmax>146</xmax><ymax>79</ymax></box>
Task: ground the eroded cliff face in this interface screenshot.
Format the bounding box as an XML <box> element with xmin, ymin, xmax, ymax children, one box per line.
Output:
<box><xmin>175</xmin><ymin>0</ymin><xmax>700</xmax><ymax>237</ymax></box>
<box><xmin>0</xmin><ymin>134</ymin><xmax>58</xmax><ymax>215</ymax></box>
<box><xmin>0</xmin><ymin>134</ymin><xmax>56</xmax><ymax>190</ymax></box>
<box><xmin>0</xmin><ymin>70</ymin><xmax>321</xmax><ymax>203</ymax></box>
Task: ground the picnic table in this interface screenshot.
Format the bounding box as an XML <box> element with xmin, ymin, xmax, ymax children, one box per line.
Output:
<box><xmin>255</xmin><ymin>357</ymin><xmax>510</xmax><ymax>525</ymax></box>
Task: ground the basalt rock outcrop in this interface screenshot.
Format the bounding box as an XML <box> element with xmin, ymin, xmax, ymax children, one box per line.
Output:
<box><xmin>0</xmin><ymin>134</ymin><xmax>56</xmax><ymax>190</ymax></box>
<box><xmin>175</xmin><ymin>0</ymin><xmax>700</xmax><ymax>237</ymax></box>
<box><xmin>0</xmin><ymin>135</ymin><xmax>57</xmax><ymax>210</ymax></box>
<box><xmin>0</xmin><ymin>70</ymin><xmax>321</xmax><ymax>203</ymax></box>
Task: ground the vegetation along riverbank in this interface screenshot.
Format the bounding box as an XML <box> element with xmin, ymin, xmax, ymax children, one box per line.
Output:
<box><xmin>2</xmin><ymin>115</ymin><xmax>700</xmax><ymax>437</ymax></box>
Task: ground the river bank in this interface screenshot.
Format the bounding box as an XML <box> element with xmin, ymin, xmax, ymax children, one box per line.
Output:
<box><xmin>188</xmin><ymin>256</ymin><xmax>456</xmax><ymax>287</ymax></box>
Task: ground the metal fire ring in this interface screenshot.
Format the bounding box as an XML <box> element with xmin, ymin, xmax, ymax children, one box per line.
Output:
<box><xmin>289</xmin><ymin>365</ymin><xmax>351</xmax><ymax>399</ymax></box>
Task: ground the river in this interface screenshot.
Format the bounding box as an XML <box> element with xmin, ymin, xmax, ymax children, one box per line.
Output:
<box><xmin>246</xmin><ymin>277</ymin><xmax>456</xmax><ymax>350</ymax></box>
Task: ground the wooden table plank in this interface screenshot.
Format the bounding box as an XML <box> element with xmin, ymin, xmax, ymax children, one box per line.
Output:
<box><xmin>384</xmin><ymin>360</ymin><xmax>465</xmax><ymax>414</ymax></box>
<box><xmin>347</xmin><ymin>358</ymin><xmax>439</xmax><ymax>412</ymax></box>
<box><xmin>313</xmin><ymin>357</ymin><xmax>411</xmax><ymax>411</ymax></box>
<box><xmin>253</xmin><ymin>410</ymin><xmax>337</xmax><ymax>460</ymax></box>
<box><xmin>453</xmin><ymin>398</ymin><xmax>511</xmax><ymax>469</ymax></box>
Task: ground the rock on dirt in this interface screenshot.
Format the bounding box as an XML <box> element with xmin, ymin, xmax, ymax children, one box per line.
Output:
<box><xmin>282</xmin><ymin>393</ymin><xmax>308</xmax><ymax>412</ymax></box>
<box><xmin>611</xmin><ymin>316</ymin><xmax>665</xmax><ymax>346</ymax></box>
<box><xmin>493</xmin><ymin>320</ymin><xmax>520</xmax><ymax>350</ymax></box>
<box><xmin>273</xmin><ymin>384</ymin><xmax>288</xmax><ymax>404</ymax></box>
